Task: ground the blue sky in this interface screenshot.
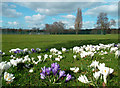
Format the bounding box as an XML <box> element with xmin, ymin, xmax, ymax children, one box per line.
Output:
<box><xmin>0</xmin><ymin>0</ymin><xmax>119</xmax><ymax>29</ymax></box>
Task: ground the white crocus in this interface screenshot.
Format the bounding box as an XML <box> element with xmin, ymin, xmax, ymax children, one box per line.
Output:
<box><xmin>73</xmin><ymin>55</ymin><xmax>77</xmax><ymax>59</ymax></box>
<box><xmin>70</xmin><ymin>67</ymin><xmax>79</xmax><ymax>73</ymax></box>
<box><xmin>0</xmin><ymin>61</ymin><xmax>7</xmax><ymax>70</ymax></box>
<box><xmin>90</xmin><ymin>60</ymin><xmax>99</xmax><ymax>69</ymax></box>
<box><xmin>16</xmin><ymin>58</ymin><xmax>23</xmax><ymax>63</ymax></box>
<box><xmin>29</xmin><ymin>68</ymin><xmax>34</xmax><ymax>73</ymax></box>
<box><xmin>99</xmin><ymin>66</ymin><xmax>114</xmax><ymax>84</ymax></box>
<box><xmin>43</xmin><ymin>54</ymin><xmax>48</xmax><ymax>62</ymax></box>
<box><xmin>49</xmin><ymin>55</ymin><xmax>52</xmax><ymax>58</ymax></box>
<box><xmin>58</xmin><ymin>51</ymin><xmax>62</xmax><ymax>55</ymax></box>
<box><xmin>78</xmin><ymin>75</ymin><xmax>91</xmax><ymax>83</ymax></box>
<box><xmin>10</xmin><ymin>59</ymin><xmax>18</xmax><ymax>67</ymax></box>
<box><xmin>4</xmin><ymin>72</ymin><xmax>15</xmax><ymax>82</ymax></box>
<box><xmin>4</xmin><ymin>62</ymin><xmax>12</xmax><ymax>71</ymax></box>
<box><xmin>55</xmin><ymin>57</ymin><xmax>60</xmax><ymax>61</ymax></box>
<box><xmin>37</xmin><ymin>55</ymin><xmax>42</xmax><ymax>62</ymax></box>
<box><xmin>98</xmin><ymin>63</ymin><xmax>105</xmax><ymax>71</ymax></box>
<box><xmin>115</xmin><ymin>50</ymin><xmax>120</xmax><ymax>58</ymax></box>
<box><xmin>93</xmin><ymin>71</ymin><xmax>101</xmax><ymax>80</ymax></box>
<box><xmin>62</xmin><ymin>47</ymin><xmax>66</xmax><ymax>52</ymax></box>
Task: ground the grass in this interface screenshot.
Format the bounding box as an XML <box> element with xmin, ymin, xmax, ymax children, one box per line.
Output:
<box><xmin>2</xmin><ymin>34</ymin><xmax>118</xmax><ymax>51</ymax></box>
<box><xmin>1</xmin><ymin>34</ymin><xmax>119</xmax><ymax>87</ymax></box>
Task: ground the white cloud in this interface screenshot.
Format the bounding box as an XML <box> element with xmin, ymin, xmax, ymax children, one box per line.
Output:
<box><xmin>61</xmin><ymin>15</ymin><xmax>75</xmax><ymax>19</ymax></box>
<box><xmin>84</xmin><ymin>4</ymin><xmax>118</xmax><ymax>17</ymax></box>
<box><xmin>25</xmin><ymin>14</ymin><xmax>45</xmax><ymax>24</ymax></box>
<box><xmin>0</xmin><ymin>20</ymin><xmax>3</xmax><ymax>23</ymax></box>
<box><xmin>25</xmin><ymin>14</ymin><xmax>45</xmax><ymax>28</ymax></box>
<box><xmin>82</xmin><ymin>21</ymin><xmax>95</xmax><ymax>29</ymax></box>
<box><xmin>2</xmin><ymin>0</ymin><xmax>106</xmax><ymax>2</ymax></box>
<box><xmin>8</xmin><ymin>21</ymin><xmax>19</xmax><ymax>25</ymax></box>
<box><xmin>35</xmin><ymin>8</ymin><xmax>51</xmax><ymax>15</ymax></box>
<box><xmin>1</xmin><ymin>3</ymin><xmax>22</xmax><ymax>18</ymax></box>
<box><xmin>16</xmin><ymin>2</ymin><xmax>105</xmax><ymax>16</ymax></box>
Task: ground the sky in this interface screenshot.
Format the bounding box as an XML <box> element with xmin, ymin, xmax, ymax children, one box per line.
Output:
<box><xmin>0</xmin><ymin>0</ymin><xmax>119</xmax><ymax>29</ymax></box>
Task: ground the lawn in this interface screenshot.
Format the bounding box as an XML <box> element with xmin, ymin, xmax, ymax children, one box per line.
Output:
<box><xmin>1</xmin><ymin>34</ymin><xmax>119</xmax><ymax>87</ymax></box>
<box><xmin>2</xmin><ymin>34</ymin><xmax>118</xmax><ymax>51</ymax></box>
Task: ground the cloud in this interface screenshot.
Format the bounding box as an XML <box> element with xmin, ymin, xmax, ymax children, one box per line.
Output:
<box><xmin>61</xmin><ymin>15</ymin><xmax>75</xmax><ymax>20</ymax></box>
<box><xmin>84</xmin><ymin>4</ymin><xmax>118</xmax><ymax>17</ymax></box>
<box><xmin>82</xmin><ymin>21</ymin><xmax>95</xmax><ymax>29</ymax></box>
<box><xmin>25</xmin><ymin>14</ymin><xmax>45</xmax><ymax>28</ymax></box>
<box><xmin>2</xmin><ymin>0</ymin><xmax>105</xmax><ymax>2</ymax></box>
<box><xmin>8</xmin><ymin>21</ymin><xmax>19</xmax><ymax>25</ymax></box>
<box><xmin>25</xmin><ymin>14</ymin><xmax>45</xmax><ymax>24</ymax></box>
<box><xmin>28</xmin><ymin>23</ymin><xmax>45</xmax><ymax>29</ymax></box>
<box><xmin>16</xmin><ymin>2</ymin><xmax>105</xmax><ymax>16</ymax></box>
<box><xmin>1</xmin><ymin>3</ymin><xmax>22</xmax><ymax>18</ymax></box>
<box><xmin>0</xmin><ymin>20</ymin><xmax>3</xmax><ymax>23</ymax></box>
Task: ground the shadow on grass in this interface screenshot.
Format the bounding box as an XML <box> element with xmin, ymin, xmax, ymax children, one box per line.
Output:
<box><xmin>45</xmin><ymin>39</ymin><xmax>119</xmax><ymax>50</ymax></box>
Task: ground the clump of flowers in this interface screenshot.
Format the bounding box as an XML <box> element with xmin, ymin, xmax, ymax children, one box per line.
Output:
<box><xmin>40</xmin><ymin>63</ymin><xmax>72</xmax><ymax>85</ymax></box>
<box><xmin>0</xmin><ymin>50</ymin><xmax>5</xmax><ymax>56</ymax></box>
<box><xmin>4</xmin><ymin>72</ymin><xmax>15</xmax><ymax>83</ymax></box>
<box><xmin>78</xmin><ymin>60</ymin><xmax>114</xmax><ymax>87</ymax></box>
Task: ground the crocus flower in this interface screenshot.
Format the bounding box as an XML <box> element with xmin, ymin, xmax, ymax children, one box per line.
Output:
<box><xmin>46</xmin><ymin>67</ymin><xmax>51</xmax><ymax>75</ymax></box>
<box><xmin>29</xmin><ymin>68</ymin><xmax>34</xmax><ymax>73</ymax></box>
<box><xmin>51</xmin><ymin>63</ymin><xmax>60</xmax><ymax>69</ymax></box>
<box><xmin>49</xmin><ymin>55</ymin><xmax>52</xmax><ymax>58</ymax></box>
<box><xmin>40</xmin><ymin>73</ymin><xmax>46</xmax><ymax>79</ymax></box>
<box><xmin>41</xmin><ymin>66</ymin><xmax>46</xmax><ymax>74</ymax></box>
<box><xmin>4</xmin><ymin>72</ymin><xmax>15</xmax><ymax>82</ymax></box>
<box><xmin>37</xmin><ymin>55</ymin><xmax>42</xmax><ymax>62</ymax></box>
<box><xmin>31</xmin><ymin>48</ymin><xmax>36</xmax><ymax>53</ymax></box>
<box><xmin>36</xmin><ymin>48</ymin><xmax>41</xmax><ymax>52</ymax></box>
<box><xmin>46</xmin><ymin>49</ymin><xmax>48</xmax><ymax>51</ymax></box>
<box><xmin>65</xmin><ymin>74</ymin><xmax>72</xmax><ymax>82</ymax></box>
<box><xmin>52</xmin><ymin>67</ymin><xmax>58</xmax><ymax>75</ymax></box>
<box><xmin>59</xmin><ymin>70</ymin><xmax>66</xmax><ymax>78</ymax></box>
<box><xmin>62</xmin><ymin>47</ymin><xmax>66</xmax><ymax>52</ymax></box>
<box><xmin>99</xmin><ymin>67</ymin><xmax>114</xmax><ymax>84</ymax></box>
<box><xmin>90</xmin><ymin>60</ymin><xmax>99</xmax><ymax>69</ymax></box>
<box><xmin>51</xmin><ymin>63</ymin><xmax>60</xmax><ymax>75</ymax></box>
<box><xmin>10</xmin><ymin>59</ymin><xmax>18</xmax><ymax>67</ymax></box>
<box><xmin>73</xmin><ymin>55</ymin><xmax>77</xmax><ymax>59</ymax></box>
<box><xmin>70</xmin><ymin>67</ymin><xmax>79</xmax><ymax>73</ymax></box>
<box><xmin>78</xmin><ymin>75</ymin><xmax>91</xmax><ymax>84</ymax></box>
<box><xmin>55</xmin><ymin>57</ymin><xmax>60</xmax><ymax>61</ymax></box>
<box><xmin>93</xmin><ymin>71</ymin><xmax>101</xmax><ymax>80</ymax></box>
<box><xmin>4</xmin><ymin>62</ymin><xmax>12</xmax><ymax>71</ymax></box>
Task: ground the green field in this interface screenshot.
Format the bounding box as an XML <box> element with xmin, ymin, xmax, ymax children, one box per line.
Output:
<box><xmin>2</xmin><ymin>34</ymin><xmax>118</xmax><ymax>51</ymax></box>
<box><xmin>1</xmin><ymin>34</ymin><xmax>119</xmax><ymax>87</ymax></box>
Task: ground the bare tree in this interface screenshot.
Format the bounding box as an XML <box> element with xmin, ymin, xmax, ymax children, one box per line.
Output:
<box><xmin>109</xmin><ymin>19</ymin><xmax>116</xmax><ymax>28</ymax></box>
<box><xmin>96</xmin><ymin>12</ymin><xmax>116</xmax><ymax>34</ymax></box>
<box><xmin>45</xmin><ymin>21</ymin><xmax>65</xmax><ymax>34</ymax></box>
<box><xmin>96</xmin><ymin>12</ymin><xmax>109</xmax><ymax>34</ymax></box>
<box><xmin>75</xmin><ymin>8</ymin><xmax>82</xmax><ymax>34</ymax></box>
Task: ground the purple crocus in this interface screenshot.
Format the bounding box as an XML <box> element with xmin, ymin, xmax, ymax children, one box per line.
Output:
<box><xmin>17</xmin><ymin>50</ymin><xmax>21</xmax><ymax>53</ymax></box>
<box><xmin>51</xmin><ymin>63</ymin><xmax>60</xmax><ymax>69</ymax></box>
<box><xmin>46</xmin><ymin>67</ymin><xmax>51</xmax><ymax>75</ymax></box>
<box><xmin>65</xmin><ymin>74</ymin><xmax>72</xmax><ymax>82</ymax></box>
<box><xmin>52</xmin><ymin>68</ymin><xmax>58</xmax><ymax>75</ymax></box>
<box><xmin>51</xmin><ymin>63</ymin><xmax>60</xmax><ymax>75</ymax></box>
<box><xmin>51</xmin><ymin>63</ymin><xmax>55</xmax><ymax>68</ymax></box>
<box><xmin>59</xmin><ymin>70</ymin><xmax>66</xmax><ymax>78</ymax></box>
<box><xmin>28</xmin><ymin>51</ymin><xmax>31</xmax><ymax>54</ymax></box>
<box><xmin>40</xmin><ymin>73</ymin><xmax>46</xmax><ymax>79</ymax></box>
<box><xmin>31</xmin><ymin>48</ymin><xmax>36</xmax><ymax>53</ymax></box>
<box><xmin>41</xmin><ymin>66</ymin><xmax>46</xmax><ymax>74</ymax></box>
<box><xmin>14</xmin><ymin>51</ymin><xmax>17</xmax><ymax>54</ymax></box>
<box><xmin>46</xmin><ymin>49</ymin><xmax>48</xmax><ymax>51</ymax></box>
<box><xmin>114</xmin><ymin>44</ymin><xmax>117</xmax><ymax>47</ymax></box>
